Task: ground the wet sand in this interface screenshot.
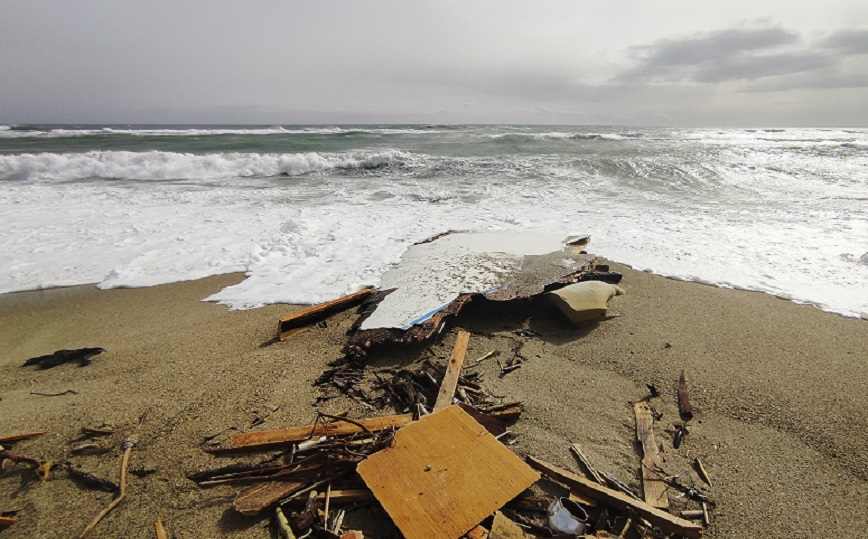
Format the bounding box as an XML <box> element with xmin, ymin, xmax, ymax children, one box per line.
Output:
<box><xmin>1</xmin><ymin>263</ymin><xmax>866</xmax><ymax>538</ymax></box>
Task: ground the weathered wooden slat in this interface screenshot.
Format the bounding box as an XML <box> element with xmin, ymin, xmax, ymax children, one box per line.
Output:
<box><xmin>634</xmin><ymin>402</ymin><xmax>669</xmax><ymax>509</ymax></box>
<box><xmin>233</xmin><ymin>481</ymin><xmax>305</xmax><ymax>516</ymax></box>
<box><xmin>277</xmin><ymin>289</ymin><xmax>375</xmax><ymax>341</ymax></box>
<box><xmin>433</xmin><ymin>331</ymin><xmax>471</xmax><ymax>412</ymax></box>
<box><xmin>216</xmin><ymin>414</ymin><xmax>413</xmax><ymax>452</ymax></box>
<box><xmin>526</xmin><ymin>456</ymin><xmax>702</xmax><ymax>539</ymax></box>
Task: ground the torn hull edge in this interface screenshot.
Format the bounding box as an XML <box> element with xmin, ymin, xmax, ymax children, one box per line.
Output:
<box><xmin>343</xmin><ymin>256</ymin><xmax>620</xmax><ymax>363</ymax></box>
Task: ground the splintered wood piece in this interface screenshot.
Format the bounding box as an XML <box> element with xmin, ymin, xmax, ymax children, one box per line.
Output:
<box><xmin>678</xmin><ymin>370</ymin><xmax>694</xmax><ymax>419</ymax></box>
<box><xmin>634</xmin><ymin>402</ymin><xmax>669</xmax><ymax>509</ymax></box>
<box><xmin>0</xmin><ymin>516</ymin><xmax>16</xmax><ymax>528</ymax></box>
<box><xmin>569</xmin><ymin>443</ymin><xmax>606</xmax><ymax>485</ymax></box>
<box><xmin>155</xmin><ymin>518</ymin><xmax>168</xmax><ymax>539</ymax></box>
<box><xmin>220</xmin><ymin>414</ymin><xmax>413</xmax><ymax>452</ymax></box>
<box><xmin>465</xmin><ymin>525</ymin><xmax>490</xmax><ymax>539</ymax></box>
<box><xmin>456</xmin><ymin>404</ymin><xmax>507</xmax><ymax>437</ymax></box>
<box><xmin>358</xmin><ymin>406</ymin><xmax>539</xmax><ymax>539</ymax></box>
<box><xmin>489</xmin><ymin>511</ymin><xmax>525</xmax><ymax>539</ymax></box>
<box><xmin>526</xmin><ymin>456</ymin><xmax>702</xmax><ymax>539</ymax></box>
<box><xmin>233</xmin><ymin>481</ymin><xmax>305</xmax><ymax>516</ymax></box>
<box><xmin>569</xmin><ymin>489</ymin><xmax>598</xmax><ymax>508</ymax></box>
<box><xmin>278</xmin><ymin>289</ymin><xmax>375</xmax><ymax>341</ymax></box>
<box><xmin>694</xmin><ymin>458</ymin><xmax>713</xmax><ymax>487</ymax></box>
<box><xmin>0</xmin><ymin>432</ymin><xmax>45</xmax><ymax>444</ymax></box>
<box><xmin>433</xmin><ymin>331</ymin><xmax>471</xmax><ymax>412</ymax></box>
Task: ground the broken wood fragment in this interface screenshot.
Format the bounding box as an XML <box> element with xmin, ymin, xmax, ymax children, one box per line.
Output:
<box><xmin>702</xmin><ymin>502</ymin><xmax>711</xmax><ymax>526</ymax></box>
<box><xmin>234</xmin><ymin>481</ymin><xmax>306</xmax><ymax>516</ymax></box>
<box><xmin>569</xmin><ymin>489</ymin><xmax>598</xmax><ymax>508</ymax></box>
<box><xmin>526</xmin><ymin>456</ymin><xmax>703</xmax><ymax>539</ymax></box>
<box><xmin>490</xmin><ymin>511</ymin><xmax>525</xmax><ymax>539</ymax></box>
<box><xmin>275</xmin><ymin>507</ymin><xmax>297</xmax><ymax>539</ymax></box>
<box><xmin>281</xmin><ymin>489</ymin><xmax>375</xmax><ymax>506</ymax></box>
<box><xmin>71</xmin><ymin>443</ymin><xmax>111</xmax><ymax>456</ymax></box>
<box><xmin>0</xmin><ymin>516</ymin><xmax>15</xmax><ymax>528</ymax></box>
<box><xmin>358</xmin><ymin>406</ymin><xmax>539</xmax><ymax>539</ymax></box>
<box><xmin>155</xmin><ymin>518</ymin><xmax>168</xmax><ymax>539</ymax></box>
<box><xmin>0</xmin><ymin>432</ymin><xmax>44</xmax><ymax>444</ymax></box>
<box><xmin>694</xmin><ymin>458</ymin><xmax>712</xmax><ymax>487</ymax></box>
<box><xmin>433</xmin><ymin>331</ymin><xmax>471</xmax><ymax>412</ymax></box>
<box><xmin>569</xmin><ymin>442</ymin><xmax>606</xmax><ymax>485</ymax></box>
<box><xmin>278</xmin><ymin>288</ymin><xmax>375</xmax><ymax>341</ymax></box>
<box><xmin>214</xmin><ymin>414</ymin><xmax>413</xmax><ymax>453</ymax></box>
<box><xmin>81</xmin><ymin>426</ymin><xmax>114</xmax><ymax>436</ymax></box>
<box><xmin>634</xmin><ymin>402</ymin><xmax>669</xmax><ymax>509</ymax></box>
<box><xmin>678</xmin><ymin>370</ymin><xmax>694</xmax><ymax>419</ymax></box>
<box><xmin>456</xmin><ymin>404</ymin><xmax>507</xmax><ymax>437</ymax></box>
<box><xmin>679</xmin><ymin>509</ymin><xmax>705</xmax><ymax>519</ymax></box>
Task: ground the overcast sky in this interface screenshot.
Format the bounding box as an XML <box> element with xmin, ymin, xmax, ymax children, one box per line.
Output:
<box><xmin>2</xmin><ymin>1</ymin><xmax>867</xmax><ymax>126</ymax></box>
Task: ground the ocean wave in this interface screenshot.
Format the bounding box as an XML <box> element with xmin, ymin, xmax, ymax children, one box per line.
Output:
<box><xmin>0</xmin><ymin>125</ymin><xmax>451</xmax><ymax>139</ymax></box>
<box><xmin>0</xmin><ymin>150</ymin><xmax>412</xmax><ymax>182</ymax></box>
<box><xmin>489</xmin><ymin>131</ymin><xmax>627</xmax><ymax>142</ymax></box>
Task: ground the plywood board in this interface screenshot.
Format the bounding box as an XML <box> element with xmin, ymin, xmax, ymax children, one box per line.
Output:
<box><xmin>358</xmin><ymin>405</ymin><xmax>539</xmax><ymax>539</ymax></box>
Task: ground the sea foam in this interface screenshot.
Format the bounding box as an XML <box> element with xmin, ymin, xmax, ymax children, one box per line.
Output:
<box><xmin>1</xmin><ymin>127</ymin><xmax>866</xmax><ymax>319</ymax></box>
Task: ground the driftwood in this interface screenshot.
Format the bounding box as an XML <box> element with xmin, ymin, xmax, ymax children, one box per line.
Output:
<box><xmin>278</xmin><ymin>289</ymin><xmax>375</xmax><ymax>341</ymax></box>
<box><xmin>433</xmin><ymin>331</ymin><xmax>471</xmax><ymax>411</ymax></box>
<box><xmin>77</xmin><ymin>439</ymin><xmax>135</xmax><ymax>539</ymax></box>
<box><xmin>526</xmin><ymin>456</ymin><xmax>703</xmax><ymax>539</ymax></box>
<box><xmin>678</xmin><ymin>370</ymin><xmax>694</xmax><ymax>419</ymax></box>
<box><xmin>0</xmin><ymin>432</ymin><xmax>44</xmax><ymax>444</ymax></box>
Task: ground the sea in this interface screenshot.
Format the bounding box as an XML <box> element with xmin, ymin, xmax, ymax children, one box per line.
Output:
<box><xmin>1</xmin><ymin>124</ymin><xmax>866</xmax><ymax>319</ymax></box>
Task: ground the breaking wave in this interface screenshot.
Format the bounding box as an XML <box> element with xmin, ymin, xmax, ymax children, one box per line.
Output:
<box><xmin>0</xmin><ymin>150</ymin><xmax>412</xmax><ymax>182</ymax></box>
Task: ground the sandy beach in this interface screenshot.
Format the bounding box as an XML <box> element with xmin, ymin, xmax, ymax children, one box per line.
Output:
<box><xmin>1</xmin><ymin>262</ymin><xmax>866</xmax><ymax>538</ymax></box>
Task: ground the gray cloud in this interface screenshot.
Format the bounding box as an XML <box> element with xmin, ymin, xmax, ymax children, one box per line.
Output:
<box><xmin>820</xmin><ymin>29</ymin><xmax>868</xmax><ymax>55</ymax></box>
<box><xmin>614</xmin><ymin>25</ymin><xmax>868</xmax><ymax>91</ymax></box>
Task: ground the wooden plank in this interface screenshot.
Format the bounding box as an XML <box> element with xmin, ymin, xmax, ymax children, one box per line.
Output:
<box><xmin>433</xmin><ymin>331</ymin><xmax>471</xmax><ymax>412</ymax></box>
<box><xmin>634</xmin><ymin>402</ymin><xmax>669</xmax><ymax>509</ymax></box>
<box><xmin>218</xmin><ymin>414</ymin><xmax>413</xmax><ymax>452</ymax></box>
<box><xmin>278</xmin><ymin>288</ymin><xmax>375</xmax><ymax>341</ymax></box>
<box><xmin>678</xmin><ymin>370</ymin><xmax>694</xmax><ymax>419</ymax></box>
<box><xmin>526</xmin><ymin>456</ymin><xmax>702</xmax><ymax>539</ymax></box>
<box><xmin>0</xmin><ymin>432</ymin><xmax>44</xmax><ymax>444</ymax></box>
<box><xmin>233</xmin><ymin>481</ymin><xmax>305</xmax><ymax>516</ymax></box>
<box><xmin>358</xmin><ymin>405</ymin><xmax>540</xmax><ymax>539</ymax></box>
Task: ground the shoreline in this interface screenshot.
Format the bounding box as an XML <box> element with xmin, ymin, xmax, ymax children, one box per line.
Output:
<box><xmin>1</xmin><ymin>264</ymin><xmax>866</xmax><ymax>538</ymax></box>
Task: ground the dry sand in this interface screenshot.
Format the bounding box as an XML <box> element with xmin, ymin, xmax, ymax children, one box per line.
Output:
<box><xmin>1</xmin><ymin>263</ymin><xmax>866</xmax><ymax>538</ymax></box>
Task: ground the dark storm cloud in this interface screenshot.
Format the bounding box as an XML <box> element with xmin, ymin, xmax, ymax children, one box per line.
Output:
<box><xmin>614</xmin><ymin>26</ymin><xmax>868</xmax><ymax>91</ymax></box>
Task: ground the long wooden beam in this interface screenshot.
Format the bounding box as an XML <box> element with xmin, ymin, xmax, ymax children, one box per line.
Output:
<box><xmin>526</xmin><ymin>456</ymin><xmax>702</xmax><ymax>539</ymax></box>
<box><xmin>277</xmin><ymin>289</ymin><xmax>375</xmax><ymax>341</ymax></box>
<box><xmin>211</xmin><ymin>414</ymin><xmax>414</xmax><ymax>453</ymax></box>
